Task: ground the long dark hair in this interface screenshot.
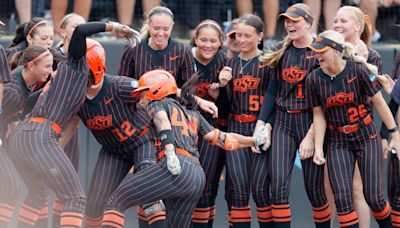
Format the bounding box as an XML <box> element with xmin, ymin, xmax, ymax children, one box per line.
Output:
<box><xmin>9</xmin><ymin>18</ymin><xmax>51</xmax><ymax>47</ymax></box>
<box><xmin>177</xmin><ymin>73</ymin><xmax>200</xmax><ymax>110</ymax></box>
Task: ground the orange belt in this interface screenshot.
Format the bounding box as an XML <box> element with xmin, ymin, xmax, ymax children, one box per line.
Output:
<box><xmin>328</xmin><ymin>114</ymin><xmax>372</xmax><ymax>134</ymax></box>
<box><xmin>157</xmin><ymin>148</ymin><xmax>192</xmax><ymax>160</ymax></box>
<box><xmin>230</xmin><ymin>114</ymin><xmax>257</xmax><ymax>123</ymax></box>
<box><xmin>29</xmin><ymin>117</ymin><xmax>62</xmax><ymax>135</ymax></box>
<box><xmin>277</xmin><ymin>106</ymin><xmax>312</xmax><ymax>114</ymax></box>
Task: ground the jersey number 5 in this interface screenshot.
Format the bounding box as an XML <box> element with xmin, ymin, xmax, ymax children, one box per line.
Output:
<box><xmin>249</xmin><ymin>95</ymin><xmax>264</xmax><ymax>111</ymax></box>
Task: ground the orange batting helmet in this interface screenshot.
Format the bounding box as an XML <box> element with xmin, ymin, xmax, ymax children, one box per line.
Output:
<box><xmin>86</xmin><ymin>39</ymin><xmax>106</xmax><ymax>85</ymax></box>
<box><xmin>132</xmin><ymin>69</ymin><xmax>177</xmax><ymax>100</ymax></box>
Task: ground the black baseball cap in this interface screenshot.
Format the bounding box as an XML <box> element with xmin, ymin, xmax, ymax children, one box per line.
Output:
<box><xmin>279</xmin><ymin>6</ymin><xmax>313</xmax><ymax>24</ymax></box>
<box><xmin>307</xmin><ymin>36</ymin><xmax>344</xmax><ymax>53</ymax></box>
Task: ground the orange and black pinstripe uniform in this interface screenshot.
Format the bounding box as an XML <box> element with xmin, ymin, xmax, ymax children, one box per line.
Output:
<box><xmin>102</xmin><ymin>98</ymin><xmax>216</xmax><ymax>228</ymax></box>
<box><xmin>307</xmin><ymin>60</ymin><xmax>392</xmax><ymax>228</ymax></box>
<box><xmin>218</xmin><ymin>53</ymin><xmax>271</xmax><ymax>227</ymax></box>
<box><xmin>0</xmin><ymin>44</ymin><xmax>18</xmax><ymax>227</ymax></box>
<box><xmin>77</xmin><ymin>75</ymin><xmax>165</xmax><ymax>227</ymax></box>
<box><xmin>8</xmin><ymin>22</ymin><xmax>108</xmax><ymax>228</ymax></box>
<box><xmin>258</xmin><ymin>44</ymin><xmax>329</xmax><ymax>228</ymax></box>
<box><xmin>191</xmin><ymin>50</ymin><xmax>229</xmax><ymax>227</ymax></box>
<box><xmin>118</xmin><ymin>37</ymin><xmax>195</xmax><ymax>87</ymax></box>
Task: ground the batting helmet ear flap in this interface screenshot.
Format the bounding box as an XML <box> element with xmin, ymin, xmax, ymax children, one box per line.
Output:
<box><xmin>86</xmin><ymin>39</ymin><xmax>106</xmax><ymax>85</ymax></box>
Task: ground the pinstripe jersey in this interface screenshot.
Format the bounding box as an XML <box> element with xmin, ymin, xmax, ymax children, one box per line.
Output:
<box><xmin>0</xmin><ymin>67</ymin><xmax>25</xmax><ymax>139</ymax></box>
<box><xmin>223</xmin><ymin>54</ymin><xmax>269</xmax><ymax>115</ymax></box>
<box><xmin>307</xmin><ymin>60</ymin><xmax>381</xmax><ymax>128</ymax></box>
<box><xmin>275</xmin><ymin>44</ymin><xmax>319</xmax><ymax>110</ymax></box>
<box><xmin>193</xmin><ymin>50</ymin><xmax>226</xmax><ymax>124</ymax></box>
<box><xmin>30</xmin><ymin>56</ymin><xmax>89</xmax><ymax>129</ymax></box>
<box><xmin>147</xmin><ymin>98</ymin><xmax>215</xmax><ymax>157</ymax></box>
<box><xmin>78</xmin><ymin>75</ymin><xmax>152</xmax><ymax>154</ymax></box>
<box><xmin>0</xmin><ymin>45</ymin><xmax>11</xmax><ymax>83</ymax></box>
<box><xmin>118</xmin><ymin>38</ymin><xmax>195</xmax><ymax>87</ymax></box>
<box><xmin>367</xmin><ymin>49</ymin><xmax>382</xmax><ymax>74</ymax></box>
<box><xmin>5</xmin><ymin>42</ymin><xmax>27</xmax><ymax>62</ymax></box>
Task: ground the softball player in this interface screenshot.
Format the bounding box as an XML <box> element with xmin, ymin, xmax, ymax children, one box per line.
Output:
<box><xmin>118</xmin><ymin>6</ymin><xmax>195</xmax><ymax>87</ymax></box>
<box><xmin>327</xmin><ymin>6</ymin><xmax>384</xmax><ymax>227</ymax></box>
<box><xmin>0</xmin><ymin>41</ymin><xmax>15</xmax><ymax>227</ymax></box>
<box><xmin>7</xmin><ymin>17</ymin><xmax>63</xmax><ymax>71</ymax></box>
<box><xmin>100</xmin><ymin>69</ymin><xmax>265</xmax><ymax>228</ymax></box>
<box><xmin>257</xmin><ymin>4</ymin><xmax>329</xmax><ymax>228</ymax></box>
<box><xmin>8</xmin><ymin>21</ymin><xmax>137</xmax><ymax>228</ymax></box>
<box><xmin>189</xmin><ymin>20</ymin><xmax>229</xmax><ymax>228</ymax></box>
<box><xmin>377</xmin><ymin>52</ymin><xmax>400</xmax><ymax>227</ymax></box>
<box><xmin>218</xmin><ymin>14</ymin><xmax>272</xmax><ymax>228</ymax></box>
<box><xmin>308</xmin><ymin>30</ymin><xmax>399</xmax><ymax>228</ymax></box>
<box><xmin>74</xmin><ymin>39</ymin><xmax>165</xmax><ymax>228</ymax></box>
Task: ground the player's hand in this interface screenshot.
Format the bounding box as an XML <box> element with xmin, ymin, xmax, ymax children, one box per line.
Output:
<box><xmin>218</xmin><ymin>67</ymin><xmax>232</xmax><ymax>87</ymax></box>
<box><xmin>299</xmin><ymin>130</ymin><xmax>315</xmax><ymax>160</ymax></box>
<box><xmin>313</xmin><ymin>148</ymin><xmax>325</xmax><ymax>165</ymax></box>
<box><xmin>198</xmin><ymin>99</ymin><xmax>218</xmax><ymax>118</ymax></box>
<box><xmin>110</xmin><ymin>22</ymin><xmax>141</xmax><ymax>47</ymax></box>
<box><xmin>165</xmin><ymin>147</ymin><xmax>181</xmax><ymax>175</ymax></box>
<box><xmin>208</xmin><ymin>82</ymin><xmax>220</xmax><ymax>100</ymax></box>
<box><xmin>377</xmin><ymin>74</ymin><xmax>396</xmax><ymax>95</ymax></box>
<box><xmin>388</xmin><ymin>132</ymin><xmax>400</xmax><ymax>160</ymax></box>
<box><xmin>382</xmin><ymin>138</ymin><xmax>389</xmax><ymax>159</ymax></box>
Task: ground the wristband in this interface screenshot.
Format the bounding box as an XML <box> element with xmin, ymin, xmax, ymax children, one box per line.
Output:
<box><xmin>389</xmin><ymin>126</ymin><xmax>399</xmax><ymax>134</ymax></box>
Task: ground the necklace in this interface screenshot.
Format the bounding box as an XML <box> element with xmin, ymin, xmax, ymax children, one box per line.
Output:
<box><xmin>239</xmin><ymin>54</ymin><xmax>259</xmax><ymax>74</ymax></box>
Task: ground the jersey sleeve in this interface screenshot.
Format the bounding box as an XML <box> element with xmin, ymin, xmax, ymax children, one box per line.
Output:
<box><xmin>306</xmin><ymin>70</ymin><xmax>321</xmax><ymax>107</ymax></box>
<box><xmin>358</xmin><ymin>63</ymin><xmax>381</xmax><ymax>97</ymax></box>
<box><xmin>198</xmin><ymin>112</ymin><xmax>216</xmax><ymax>137</ymax></box>
<box><xmin>118</xmin><ymin>45</ymin><xmax>136</xmax><ymax>78</ymax></box>
<box><xmin>147</xmin><ymin>100</ymin><xmax>167</xmax><ymax>120</ymax></box>
<box><xmin>117</xmin><ymin>76</ymin><xmax>139</xmax><ymax>103</ymax></box>
<box><xmin>258</xmin><ymin>67</ymin><xmax>277</xmax><ymax>122</ymax></box>
<box><xmin>0</xmin><ymin>45</ymin><xmax>11</xmax><ymax>83</ymax></box>
<box><xmin>2</xmin><ymin>85</ymin><xmax>19</xmax><ymax>110</ymax></box>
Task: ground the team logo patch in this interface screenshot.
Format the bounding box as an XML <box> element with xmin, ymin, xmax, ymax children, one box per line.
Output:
<box><xmin>326</xmin><ymin>92</ymin><xmax>354</xmax><ymax>108</ymax></box>
<box><xmin>282</xmin><ymin>66</ymin><xmax>307</xmax><ymax>83</ymax></box>
<box><xmin>87</xmin><ymin>115</ymin><xmax>113</xmax><ymax>130</ymax></box>
<box><xmin>233</xmin><ymin>75</ymin><xmax>260</xmax><ymax>92</ymax></box>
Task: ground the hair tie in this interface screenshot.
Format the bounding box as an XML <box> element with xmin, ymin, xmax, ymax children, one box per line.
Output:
<box><xmin>364</xmin><ymin>15</ymin><xmax>372</xmax><ymax>30</ymax></box>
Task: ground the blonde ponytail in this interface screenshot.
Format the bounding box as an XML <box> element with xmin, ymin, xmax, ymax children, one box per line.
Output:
<box><xmin>342</xmin><ymin>42</ymin><xmax>377</xmax><ymax>75</ymax></box>
<box><xmin>140</xmin><ymin>21</ymin><xmax>150</xmax><ymax>39</ymax></box>
<box><xmin>260</xmin><ymin>35</ymin><xmax>292</xmax><ymax>68</ymax></box>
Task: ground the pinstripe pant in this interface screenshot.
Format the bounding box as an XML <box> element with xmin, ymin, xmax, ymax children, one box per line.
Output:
<box><xmin>225</xmin><ymin>120</ymin><xmax>271</xmax><ymax>208</ymax></box>
<box><xmin>388</xmin><ymin>152</ymin><xmax>400</xmax><ymax>226</ymax></box>
<box><xmin>104</xmin><ymin>154</ymin><xmax>206</xmax><ymax>227</ymax></box>
<box><xmin>325</xmin><ymin>124</ymin><xmax>388</xmax><ymax>214</ymax></box>
<box><xmin>270</xmin><ymin>110</ymin><xmax>326</xmax><ymax>207</ymax></box>
<box><xmin>86</xmin><ymin>137</ymin><xmax>157</xmax><ymax>221</ymax></box>
<box><xmin>9</xmin><ymin>120</ymin><xmax>86</xmax><ymax>218</ymax></box>
<box><xmin>0</xmin><ymin>145</ymin><xmax>21</xmax><ymax>225</ymax></box>
<box><xmin>196</xmin><ymin>136</ymin><xmax>226</xmax><ymax>207</ymax></box>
